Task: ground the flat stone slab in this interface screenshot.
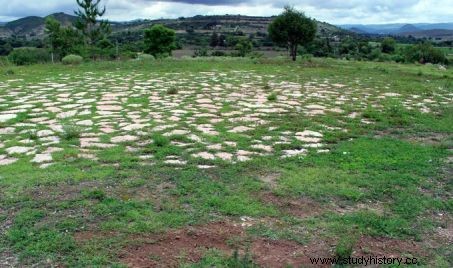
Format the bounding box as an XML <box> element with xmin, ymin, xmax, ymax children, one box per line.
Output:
<box><xmin>6</xmin><ymin>146</ymin><xmax>33</xmax><ymax>155</ymax></box>
<box><xmin>111</xmin><ymin>135</ymin><xmax>138</xmax><ymax>143</ymax></box>
<box><xmin>32</xmin><ymin>154</ymin><xmax>52</xmax><ymax>163</ymax></box>
<box><xmin>0</xmin><ymin>157</ymin><xmax>18</xmax><ymax>166</ymax></box>
<box><xmin>0</xmin><ymin>114</ymin><xmax>16</xmax><ymax>123</ymax></box>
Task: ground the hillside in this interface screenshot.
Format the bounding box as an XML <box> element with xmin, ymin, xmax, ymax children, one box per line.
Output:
<box><xmin>0</xmin><ymin>13</ymin><xmax>77</xmax><ymax>39</ymax></box>
<box><xmin>396</xmin><ymin>24</ymin><xmax>419</xmax><ymax>33</ymax></box>
<box><xmin>0</xmin><ymin>13</ymin><xmax>349</xmax><ymax>41</ymax></box>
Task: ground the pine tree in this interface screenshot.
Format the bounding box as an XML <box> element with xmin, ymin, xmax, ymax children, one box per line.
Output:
<box><xmin>75</xmin><ymin>0</ymin><xmax>111</xmax><ymax>45</ymax></box>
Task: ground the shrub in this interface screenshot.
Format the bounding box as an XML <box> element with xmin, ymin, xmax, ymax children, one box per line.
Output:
<box><xmin>120</xmin><ymin>51</ymin><xmax>137</xmax><ymax>60</ymax></box>
<box><xmin>211</xmin><ymin>50</ymin><xmax>226</xmax><ymax>57</ymax></box>
<box><xmin>193</xmin><ymin>47</ymin><xmax>208</xmax><ymax>57</ymax></box>
<box><xmin>235</xmin><ymin>38</ymin><xmax>253</xmax><ymax>57</ymax></box>
<box><xmin>403</xmin><ymin>43</ymin><xmax>448</xmax><ymax>65</ymax></box>
<box><xmin>62</xmin><ymin>54</ymin><xmax>83</xmax><ymax>65</ymax></box>
<box><xmin>8</xmin><ymin>48</ymin><xmax>50</xmax><ymax>65</ymax></box>
<box><xmin>137</xmin><ymin>53</ymin><xmax>155</xmax><ymax>61</ymax></box>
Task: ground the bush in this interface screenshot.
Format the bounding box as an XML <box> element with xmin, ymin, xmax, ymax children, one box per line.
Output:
<box><xmin>211</xmin><ymin>50</ymin><xmax>226</xmax><ymax>57</ymax></box>
<box><xmin>137</xmin><ymin>53</ymin><xmax>155</xmax><ymax>61</ymax></box>
<box><xmin>120</xmin><ymin>51</ymin><xmax>137</xmax><ymax>60</ymax></box>
<box><xmin>403</xmin><ymin>43</ymin><xmax>448</xmax><ymax>65</ymax></box>
<box><xmin>62</xmin><ymin>54</ymin><xmax>83</xmax><ymax>65</ymax></box>
<box><xmin>235</xmin><ymin>38</ymin><xmax>253</xmax><ymax>57</ymax></box>
<box><xmin>8</xmin><ymin>48</ymin><xmax>50</xmax><ymax>65</ymax></box>
<box><xmin>193</xmin><ymin>47</ymin><xmax>208</xmax><ymax>57</ymax></box>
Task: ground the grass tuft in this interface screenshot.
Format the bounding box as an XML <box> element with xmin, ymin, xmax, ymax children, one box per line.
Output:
<box><xmin>61</xmin><ymin>125</ymin><xmax>82</xmax><ymax>140</ymax></box>
<box><xmin>267</xmin><ymin>92</ymin><xmax>277</xmax><ymax>101</ymax></box>
<box><xmin>153</xmin><ymin>134</ymin><xmax>170</xmax><ymax>147</ymax></box>
<box><xmin>166</xmin><ymin>87</ymin><xmax>178</xmax><ymax>95</ymax></box>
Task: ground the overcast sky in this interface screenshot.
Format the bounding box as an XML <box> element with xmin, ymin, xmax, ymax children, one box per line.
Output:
<box><xmin>0</xmin><ymin>0</ymin><xmax>452</xmax><ymax>24</ymax></box>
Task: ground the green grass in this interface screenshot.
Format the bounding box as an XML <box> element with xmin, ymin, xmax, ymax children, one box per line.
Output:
<box><xmin>0</xmin><ymin>57</ymin><xmax>451</xmax><ymax>267</ymax></box>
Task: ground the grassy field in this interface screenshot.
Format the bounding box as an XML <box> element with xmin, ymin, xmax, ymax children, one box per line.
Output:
<box><xmin>0</xmin><ymin>57</ymin><xmax>452</xmax><ymax>267</ymax></box>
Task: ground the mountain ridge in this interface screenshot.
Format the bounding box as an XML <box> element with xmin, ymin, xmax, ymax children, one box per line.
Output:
<box><xmin>339</xmin><ymin>22</ymin><xmax>453</xmax><ymax>41</ymax></box>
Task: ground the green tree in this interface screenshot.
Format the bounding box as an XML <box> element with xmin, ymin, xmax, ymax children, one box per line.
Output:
<box><xmin>45</xmin><ymin>17</ymin><xmax>63</xmax><ymax>63</ymax></box>
<box><xmin>0</xmin><ymin>40</ymin><xmax>13</xmax><ymax>56</ymax></box>
<box><xmin>210</xmin><ymin>32</ymin><xmax>219</xmax><ymax>47</ymax></box>
<box><xmin>144</xmin><ymin>24</ymin><xmax>176</xmax><ymax>58</ymax></box>
<box><xmin>45</xmin><ymin>17</ymin><xmax>84</xmax><ymax>60</ymax></box>
<box><xmin>75</xmin><ymin>0</ymin><xmax>111</xmax><ymax>45</ymax></box>
<box><xmin>381</xmin><ymin>37</ymin><xmax>396</xmax><ymax>54</ymax></box>
<box><xmin>403</xmin><ymin>42</ymin><xmax>448</xmax><ymax>64</ymax></box>
<box><xmin>268</xmin><ymin>6</ymin><xmax>317</xmax><ymax>61</ymax></box>
<box><xmin>235</xmin><ymin>38</ymin><xmax>253</xmax><ymax>57</ymax></box>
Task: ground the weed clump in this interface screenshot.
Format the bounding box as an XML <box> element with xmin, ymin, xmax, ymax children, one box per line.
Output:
<box><xmin>83</xmin><ymin>189</ymin><xmax>106</xmax><ymax>201</ymax></box>
<box><xmin>166</xmin><ymin>87</ymin><xmax>178</xmax><ymax>95</ymax></box>
<box><xmin>26</xmin><ymin>130</ymin><xmax>38</xmax><ymax>140</ymax></box>
<box><xmin>267</xmin><ymin>92</ymin><xmax>278</xmax><ymax>101</ymax></box>
<box><xmin>61</xmin><ymin>125</ymin><xmax>82</xmax><ymax>140</ymax></box>
<box><xmin>153</xmin><ymin>134</ymin><xmax>170</xmax><ymax>147</ymax></box>
<box><xmin>335</xmin><ymin>235</ymin><xmax>358</xmax><ymax>260</ymax></box>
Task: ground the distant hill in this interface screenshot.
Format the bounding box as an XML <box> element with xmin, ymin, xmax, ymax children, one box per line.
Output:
<box><xmin>0</xmin><ymin>13</ymin><xmax>350</xmax><ymax>42</ymax></box>
<box><xmin>46</xmin><ymin>12</ymin><xmax>78</xmax><ymax>25</ymax></box>
<box><xmin>339</xmin><ymin>22</ymin><xmax>453</xmax><ymax>41</ymax></box>
<box><xmin>396</xmin><ymin>24</ymin><xmax>419</xmax><ymax>34</ymax></box>
<box><xmin>0</xmin><ymin>13</ymin><xmax>77</xmax><ymax>39</ymax></box>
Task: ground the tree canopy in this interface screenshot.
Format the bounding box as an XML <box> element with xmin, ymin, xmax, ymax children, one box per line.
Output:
<box><xmin>144</xmin><ymin>24</ymin><xmax>176</xmax><ymax>58</ymax></box>
<box><xmin>75</xmin><ymin>0</ymin><xmax>111</xmax><ymax>45</ymax></box>
<box><xmin>268</xmin><ymin>6</ymin><xmax>317</xmax><ymax>61</ymax></box>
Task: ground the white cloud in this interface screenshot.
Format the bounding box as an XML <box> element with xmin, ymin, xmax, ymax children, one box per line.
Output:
<box><xmin>0</xmin><ymin>0</ymin><xmax>451</xmax><ymax>24</ymax></box>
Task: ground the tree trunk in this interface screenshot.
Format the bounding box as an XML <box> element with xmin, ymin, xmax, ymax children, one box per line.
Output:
<box><xmin>290</xmin><ymin>43</ymin><xmax>297</xmax><ymax>61</ymax></box>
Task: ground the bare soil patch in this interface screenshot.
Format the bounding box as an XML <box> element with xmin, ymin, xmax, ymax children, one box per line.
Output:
<box><xmin>260</xmin><ymin>192</ymin><xmax>325</xmax><ymax>218</ymax></box>
<box><xmin>118</xmin><ymin>221</ymin><xmax>244</xmax><ymax>268</ymax></box>
<box><xmin>251</xmin><ymin>238</ymin><xmax>332</xmax><ymax>268</ymax></box>
<box><xmin>353</xmin><ymin>236</ymin><xmax>426</xmax><ymax>259</ymax></box>
<box><xmin>114</xmin><ymin>221</ymin><xmax>333</xmax><ymax>268</ymax></box>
